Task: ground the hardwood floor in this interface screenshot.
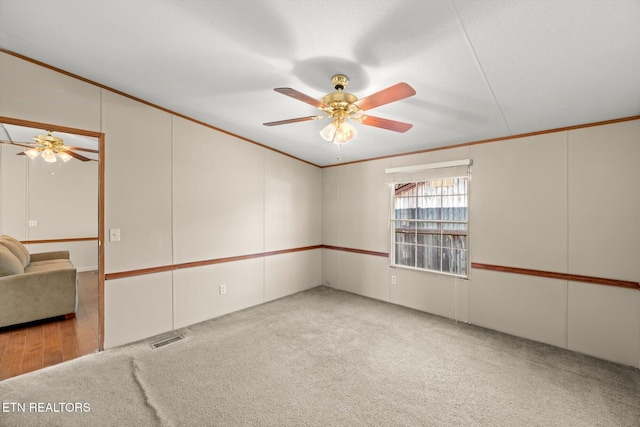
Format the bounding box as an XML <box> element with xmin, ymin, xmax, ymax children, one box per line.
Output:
<box><xmin>0</xmin><ymin>271</ymin><xmax>99</xmax><ymax>381</ymax></box>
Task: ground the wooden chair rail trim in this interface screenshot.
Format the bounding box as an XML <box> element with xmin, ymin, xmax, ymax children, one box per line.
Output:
<box><xmin>24</xmin><ymin>239</ymin><xmax>628</xmax><ymax>290</ymax></box>
<box><xmin>103</xmin><ymin>246</ymin><xmax>638</xmax><ymax>291</ymax></box>
<box><xmin>471</xmin><ymin>263</ymin><xmax>639</xmax><ymax>290</ymax></box>
<box><xmin>105</xmin><ymin>245</ymin><xmax>324</xmax><ymax>280</ymax></box>
<box><xmin>321</xmin><ymin>245</ymin><xmax>389</xmax><ymax>258</ymax></box>
<box><xmin>20</xmin><ymin>237</ymin><xmax>99</xmax><ymax>245</ymax></box>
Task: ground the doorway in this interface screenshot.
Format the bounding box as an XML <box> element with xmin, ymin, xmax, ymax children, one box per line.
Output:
<box><xmin>0</xmin><ymin>117</ymin><xmax>104</xmax><ymax>380</ymax></box>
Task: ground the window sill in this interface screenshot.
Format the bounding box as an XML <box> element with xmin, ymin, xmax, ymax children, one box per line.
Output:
<box><xmin>390</xmin><ymin>264</ymin><xmax>469</xmax><ymax>280</ymax></box>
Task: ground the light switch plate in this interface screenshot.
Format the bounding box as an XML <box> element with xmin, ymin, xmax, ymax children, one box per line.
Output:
<box><xmin>109</xmin><ymin>228</ymin><xmax>121</xmax><ymax>242</ymax></box>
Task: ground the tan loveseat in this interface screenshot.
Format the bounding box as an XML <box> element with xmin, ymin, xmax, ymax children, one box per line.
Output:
<box><xmin>0</xmin><ymin>235</ymin><xmax>77</xmax><ymax>328</ymax></box>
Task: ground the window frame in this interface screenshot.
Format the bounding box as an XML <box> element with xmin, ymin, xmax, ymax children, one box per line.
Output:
<box><xmin>387</xmin><ymin>161</ymin><xmax>471</xmax><ymax>279</ymax></box>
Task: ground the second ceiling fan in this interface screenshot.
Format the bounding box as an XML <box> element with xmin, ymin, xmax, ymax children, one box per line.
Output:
<box><xmin>0</xmin><ymin>130</ymin><xmax>98</xmax><ymax>163</ymax></box>
<box><xmin>264</xmin><ymin>74</ymin><xmax>416</xmax><ymax>144</ymax></box>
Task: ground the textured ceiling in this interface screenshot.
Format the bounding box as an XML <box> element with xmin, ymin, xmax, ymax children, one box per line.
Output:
<box><xmin>1</xmin><ymin>0</ymin><xmax>639</xmax><ymax>166</ymax></box>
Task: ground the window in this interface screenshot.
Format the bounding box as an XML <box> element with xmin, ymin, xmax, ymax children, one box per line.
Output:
<box><xmin>387</xmin><ymin>161</ymin><xmax>470</xmax><ymax>278</ymax></box>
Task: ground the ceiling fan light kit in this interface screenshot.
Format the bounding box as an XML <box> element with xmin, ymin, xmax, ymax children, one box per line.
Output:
<box><xmin>24</xmin><ymin>148</ymin><xmax>41</xmax><ymax>160</ymax></box>
<box><xmin>320</xmin><ymin>121</ymin><xmax>357</xmax><ymax>144</ymax></box>
<box><xmin>264</xmin><ymin>74</ymin><xmax>416</xmax><ymax>146</ymax></box>
<box><xmin>0</xmin><ymin>129</ymin><xmax>98</xmax><ymax>163</ymax></box>
<box><xmin>31</xmin><ymin>131</ymin><xmax>74</xmax><ymax>163</ymax></box>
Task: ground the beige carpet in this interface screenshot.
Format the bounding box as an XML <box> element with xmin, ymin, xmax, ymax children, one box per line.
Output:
<box><xmin>1</xmin><ymin>286</ymin><xmax>639</xmax><ymax>426</ymax></box>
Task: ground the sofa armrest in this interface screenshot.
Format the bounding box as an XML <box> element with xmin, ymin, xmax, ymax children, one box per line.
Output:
<box><xmin>30</xmin><ymin>250</ymin><xmax>70</xmax><ymax>262</ymax></box>
<box><xmin>0</xmin><ymin>268</ymin><xmax>77</xmax><ymax>328</ymax></box>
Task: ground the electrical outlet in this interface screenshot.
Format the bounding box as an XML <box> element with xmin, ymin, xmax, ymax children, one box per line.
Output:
<box><xmin>391</xmin><ymin>275</ymin><xmax>397</xmax><ymax>285</ymax></box>
<box><xmin>219</xmin><ymin>284</ymin><xmax>226</xmax><ymax>295</ymax></box>
<box><xmin>28</xmin><ymin>220</ymin><xmax>38</xmax><ymax>227</ymax></box>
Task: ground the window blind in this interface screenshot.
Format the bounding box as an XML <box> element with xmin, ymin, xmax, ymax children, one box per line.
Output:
<box><xmin>385</xmin><ymin>159</ymin><xmax>472</xmax><ymax>184</ymax></box>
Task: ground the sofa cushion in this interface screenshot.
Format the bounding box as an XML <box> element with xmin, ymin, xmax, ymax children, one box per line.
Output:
<box><xmin>29</xmin><ymin>251</ymin><xmax>70</xmax><ymax>262</ymax></box>
<box><xmin>25</xmin><ymin>259</ymin><xmax>75</xmax><ymax>273</ymax></box>
<box><xmin>0</xmin><ymin>240</ymin><xmax>29</xmax><ymax>268</ymax></box>
<box><xmin>0</xmin><ymin>244</ymin><xmax>24</xmax><ymax>277</ymax></box>
<box><xmin>0</xmin><ymin>235</ymin><xmax>30</xmax><ymax>266</ymax></box>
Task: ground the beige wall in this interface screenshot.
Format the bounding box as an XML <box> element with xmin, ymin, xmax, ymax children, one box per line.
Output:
<box><xmin>102</xmin><ymin>91</ymin><xmax>174</xmax><ymax>274</ymax></box>
<box><xmin>1</xmin><ymin>52</ymin><xmax>322</xmax><ymax>348</ymax></box>
<box><xmin>0</xmin><ymin>54</ymin><xmax>101</xmax><ymax>131</ymax></box>
<box><xmin>323</xmin><ymin>120</ymin><xmax>640</xmax><ymax>368</ymax></box>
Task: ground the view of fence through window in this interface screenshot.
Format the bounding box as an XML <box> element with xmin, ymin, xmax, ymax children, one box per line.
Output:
<box><xmin>392</xmin><ymin>176</ymin><xmax>469</xmax><ymax>277</ymax></box>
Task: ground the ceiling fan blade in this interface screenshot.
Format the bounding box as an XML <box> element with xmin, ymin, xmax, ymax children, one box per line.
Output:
<box><xmin>65</xmin><ymin>145</ymin><xmax>99</xmax><ymax>153</ymax></box>
<box><xmin>0</xmin><ymin>139</ymin><xmax>36</xmax><ymax>148</ymax></box>
<box><xmin>360</xmin><ymin>115</ymin><xmax>413</xmax><ymax>133</ymax></box>
<box><xmin>263</xmin><ymin>116</ymin><xmax>324</xmax><ymax>126</ymax></box>
<box><xmin>63</xmin><ymin>150</ymin><xmax>93</xmax><ymax>162</ymax></box>
<box><xmin>354</xmin><ymin>82</ymin><xmax>416</xmax><ymax>111</ymax></box>
<box><xmin>274</xmin><ymin>88</ymin><xmax>328</xmax><ymax>109</ymax></box>
<box><xmin>2</xmin><ymin>139</ymin><xmax>98</xmax><ymax>154</ymax></box>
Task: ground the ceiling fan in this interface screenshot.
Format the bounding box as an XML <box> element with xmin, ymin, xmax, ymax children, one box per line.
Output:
<box><xmin>0</xmin><ymin>130</ymin><xmax>98</xmax><ymax>162</ymax></box>
<box><xmin>263</xmin><ymin>74</ymin><xmax>416</xmax><ymax>144</ymax></box>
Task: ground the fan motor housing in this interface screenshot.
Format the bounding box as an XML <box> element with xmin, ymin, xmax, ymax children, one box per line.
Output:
<box><xmin>322</xmin><ymin>91</ymin><xmax>358</xmax><ymax>107</ymax></box>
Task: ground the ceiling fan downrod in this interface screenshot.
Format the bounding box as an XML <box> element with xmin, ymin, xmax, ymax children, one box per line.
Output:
<box><xmin>331</xmin><ymin>74</ymin><xmax>349</xmax><ymax>91</ymax></box>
